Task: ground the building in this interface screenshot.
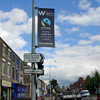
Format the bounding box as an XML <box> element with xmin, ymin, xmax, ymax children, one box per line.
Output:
<box><xmin>37</xmin><ymin>79</ymin><xmax>48</xmax><ymax>97</ymax></box>
<box><xmin>0</xmin><ymin>37</ymin><xmax>48</xmax><ymax>100</ymax></box>
<box><xmin>23</xmin><ymin>70</ymin><xmax>48</xmax><ymax>98</ymax></box>
<box><xmin>0</xmin><ymin>37</ymin><xmax>27</xmax><ymax>100</ymax></box>
<box><xmin>70</xmin><ymin>75</ymin><xmax>90</xmax><ymax>92</ymax></box>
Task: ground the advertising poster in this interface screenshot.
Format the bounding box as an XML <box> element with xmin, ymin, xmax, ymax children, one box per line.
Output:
<box><xmin>38</xmin><ymin>8</ymin><xmax>55</xmax><ymax>47</ymax></box>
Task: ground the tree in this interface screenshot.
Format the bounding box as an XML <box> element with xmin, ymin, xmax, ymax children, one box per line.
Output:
<box><xmin>85</xmin><ymin>69</ymin><xmax>100</xmax><ymax>94</ymax></box>
<box><xmin>48</xmin><ymin>78</ymin><xmax>59</xmax><ymax>93</ymax></box>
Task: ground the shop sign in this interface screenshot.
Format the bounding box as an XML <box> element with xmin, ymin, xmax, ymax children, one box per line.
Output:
<box><xmin>2</xmin><ymin>80</ymin><xmax>11</xmax><ymax>87</ymax></box>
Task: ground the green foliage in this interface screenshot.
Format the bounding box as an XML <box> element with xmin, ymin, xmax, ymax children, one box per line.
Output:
<box><xmin>48</xmin><ymin>78</ymin><xmax>59</xmax><ymax>93</ymax></box>
<box><xmin>50</xmin><ymin>78</ymin><xmax>58</xmax><ymax>89</ymax></box>
<box><xmin>66</xmin><ymin>87</ymin><xmax>70</xmax><ymax>91</ymax></box>
<box><xmin>85</xmin><ymin>77</ymin><xmax>96</xmax><ymax>93</ymax></box>
<box><xmin>85</xmin><ymin>69</ymin><xmax>100</xmax><ymax>94</ymax></box>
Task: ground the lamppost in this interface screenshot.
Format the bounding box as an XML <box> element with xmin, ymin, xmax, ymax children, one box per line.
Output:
<box><xmin>31</xmin><ymin>0</ymin><xmax>36</xmax><ymax>100</ymax></box>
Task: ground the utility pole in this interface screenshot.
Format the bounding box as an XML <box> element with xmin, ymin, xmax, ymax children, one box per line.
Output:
<box><xmin>31</xmin><ymin>0</ymin><xmax>36</xmax><ymax>100</ymax></box>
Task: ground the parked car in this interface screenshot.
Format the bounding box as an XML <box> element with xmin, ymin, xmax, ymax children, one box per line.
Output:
<box><xmin>80</xmin><ymin>90</ymin><xmax>90</xmax><ymax>99</ymax></box>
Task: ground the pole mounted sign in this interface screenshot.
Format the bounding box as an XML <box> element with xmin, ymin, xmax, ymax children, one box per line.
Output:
<box><xmin>24</xmin><ymin>53</ymin><xmax>44</xmax><ymax>63</ymax></box>
<box><xmin>24</xmin><ymin>69</ymin><xmax>44</xmax><ymax>74</ymax></box>
<box><xmin>38</xmin><ymin>8</ymin><xmax>55</xmax><ymax>47</ymax></box>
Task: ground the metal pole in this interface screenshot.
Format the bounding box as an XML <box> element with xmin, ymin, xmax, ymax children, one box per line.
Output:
<box><xmin>31</xmin><ymin>0</ymin><xmax>36</xmax><ymax>100</ymax></box>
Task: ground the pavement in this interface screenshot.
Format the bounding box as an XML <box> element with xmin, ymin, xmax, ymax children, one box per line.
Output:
<box><xmin>91</xmin><ymin>95</ymin><xmax>97</xmax><ymax>100</ymax></box>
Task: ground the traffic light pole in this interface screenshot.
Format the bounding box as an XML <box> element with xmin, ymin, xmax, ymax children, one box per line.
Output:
<box><xmin>31</xmin><ymin>0</ymin><xmax>36</xmax><ymax>100</ymax></box>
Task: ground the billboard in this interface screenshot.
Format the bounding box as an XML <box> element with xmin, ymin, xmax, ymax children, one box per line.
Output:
<box><xmin>38</xmin><ymin>8</ymin><xmax>55</xmax><ymax>47</ymax></box>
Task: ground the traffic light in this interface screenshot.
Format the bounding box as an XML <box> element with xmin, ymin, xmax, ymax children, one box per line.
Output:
<box><xmin>37</xmin><ymin>62</ymin><xmax>44</xmax><ymax>77</ymax></box>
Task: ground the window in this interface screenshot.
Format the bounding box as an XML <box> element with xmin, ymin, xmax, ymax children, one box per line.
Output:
<box><xmin>21</xmin><ymin>63</ymin><xmax>23</xmax><ymax>71</ymax></box>
<box><xmin>16</xmin><ymin>57</ymin><xmax>19</xmax><ymax>65</ymax></box>
<box><xmin>16</xmin><ymin>69</ymin><xmax>18</xmax><ymax>81</ymax></box>
<box><xmin>8</xmin><ymin>62</ymin><xmax>11</xmax><ymax>77</ymax></box>
<box><xmin>20</xmin><ymin>79</ymin><xmax>22</xmax><ymax>84</ymax></box>
<box><xmin>8</xmin><ymin>49</ymin><xmax>11</xmax><ymax>60</ymax></box>
<box><xmin>2</xmin><ymin>61</ymin><xmax>5</xmax><ymax>75</ymax></box>
<box><xmin>12</xmin><ymin>66</ymin><xmax>14</xmax><ymax>79</ymax></box>
<box><xmin>21</xmin><ymin>74</ymin><xmax>22</xmax><ymax>77</ymax></box>
<box><xmin>12</xmin><ymin>54</ymin><xmax>15</xmax><ymax>62</ymax></box>
<box><xmin>2</xmin><ymin>44</ymin><xmax>6</xmax><ymax>56</ymax></box>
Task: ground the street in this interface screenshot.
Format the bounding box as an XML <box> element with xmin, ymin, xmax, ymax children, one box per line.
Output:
<box><xmin>44</xmin><ymin>95</ymin><xmax>97</xmax><ymax>100</ymax></box>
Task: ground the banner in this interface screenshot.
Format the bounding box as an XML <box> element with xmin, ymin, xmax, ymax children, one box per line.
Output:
<box><xmin>38</xmin><ymin>8</ymin><xmax>55</xmax><ymax>47</ymax></box>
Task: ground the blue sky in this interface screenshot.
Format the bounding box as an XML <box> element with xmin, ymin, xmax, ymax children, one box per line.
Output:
<box><xmin>0</xmin><ymin>0</ymin><xmax>100</xmax><ymax>87</ymax></box>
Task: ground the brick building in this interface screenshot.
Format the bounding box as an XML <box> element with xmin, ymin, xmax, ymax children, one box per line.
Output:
<box><xmin>0</xmin><ymin>37</ymin><xmax>27</xmax><ymax>100</ymax></box>
<box><xmin>0</xmin><ymin>37</ymin><xmax>48</xmax><ymax>99</ymax></box>
<box><xmin>70</xmin><ymin>75</ymin><xmax>90</xmax><ymax>92</ymax></box>
<box><xmin>37</xmin><ymin>79</ymin><xmax>48</xmax><ymax>97</ymax></box>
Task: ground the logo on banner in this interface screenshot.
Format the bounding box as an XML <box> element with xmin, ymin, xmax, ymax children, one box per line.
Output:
<box><xmin>39</xmin><ymin>11</ymin><xmax>46</xmax><ymax>16</ymax></box>
<box><xmin>41</xmin><ymin>18</ymin><xmax>51</xmax><ymax>27</ymax></box>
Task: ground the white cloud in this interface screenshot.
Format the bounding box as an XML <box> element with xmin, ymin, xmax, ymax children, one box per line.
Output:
<box><xmin>0</xmin><ymin>8</ymin><xmax>28</xmax><ymax>23</ymax></box>
<box><xmin>78</xmin><ymin>35</ymin><xmax>100</xmax><ymax>45</ymax></box>
<box><xmin>89</xmin><ymin>35</ymin><xmax>100</xmax><ymax>42</ymax></box>
<box><xmin>78</xmin><ymin>40</ymin><xmax>93</xmax><ymax>45</ymax></box>
<box><xmin>65</xmin><ymin>38</ymin><xmax>75</xmax><ymax>41</ymax></box>
<box><xmin>78</xmin><ymin>0</ymin><xmax>91</xmax><ymax>10</ymax></box>
<box><xmin>0</xmin><ymin>8</ymin><xmax>32</xmax><ymax>50</ymax></box>
<box><xmin>43</xmin><ymin>35</ymin><xmax>100</xmax><ymax>86</ymax></box>
<box><xmin>55</xmin><ymin>24</ymin><xmax>61</xmax><ymax>36</ymax></box>
<box><xmin>57</xmin><ymin>7</ymin><xmax>100</xmax><ymax>26</ymax></box>
<box><xmin>79</xmin><ymin>33</ymin><xmax>90</xmax><ymax>37</ymax></box>
<box><xmin>15</xmin><ymin>50</ymin><xmax>29</xmax><ymax>60</ymax></box>
<box><xmin>65</xmin><ymin>27</ymin><xmax>79</xmax><ymax>33</ymax></box>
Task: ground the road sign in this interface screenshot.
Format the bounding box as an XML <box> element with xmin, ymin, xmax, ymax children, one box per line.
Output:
<box><xmin>24</xmin><ymin>69</ymin><xmax>44</xmax><ymax>74</ymax></box>
<box><xmin>24</xmin><ymin>53</ymin><xmax>45</xmax><ymax>63</ymax></box>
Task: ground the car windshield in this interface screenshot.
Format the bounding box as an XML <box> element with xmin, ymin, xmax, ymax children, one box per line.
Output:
<box><xmin>80</xmin><ymin>92</ymin><xmax>89</xmax><ymax>94</ymax></box>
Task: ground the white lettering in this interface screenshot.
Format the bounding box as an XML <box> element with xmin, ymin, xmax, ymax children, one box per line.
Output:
<box><xmin>39</xmin><ymin>11</ymin><xmax>46</xmax><ymax>16</ymax></box>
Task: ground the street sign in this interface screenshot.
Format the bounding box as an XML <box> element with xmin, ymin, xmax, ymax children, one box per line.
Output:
<box><xmin>24</xmin><ymin>53</ymin><xmax>45</xmax><ymax>63</ymax></box>
<box><xmin>24</xmin><ymin>69</ymin><xmax>44</xmax><ymax>74</ymax></box>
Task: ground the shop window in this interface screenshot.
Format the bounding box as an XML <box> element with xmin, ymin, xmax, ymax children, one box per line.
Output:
<box><xmin>2</xmin><ymin>61</ymin><xmax>5</xmax><ymax>75</ymax></box>
<box><xmin>16</xmin><ymin>69</ymin><xmax>18</xmax><ymax>81</ymax></box>
<box><xmin>12</xmin><ymin>54</ymin><xmax>15</xmax><ymax>62</ymax></box>
<box><xmin>12</xmin><ymin>66</ymin><xmax>14</xmax><ymax>79</ymax></box>
<box><xmin>8</xmin><ymin>62</ymin><xmax>11</xmax><ymax>77</ymax></box>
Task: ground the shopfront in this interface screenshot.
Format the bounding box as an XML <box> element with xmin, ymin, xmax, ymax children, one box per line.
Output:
<box><xmin>12</xmin><ymin>83</ymin><xmax>27</xmax><ymax>98</ymax></box>
<box><xmin>1</xmin><ymin>80</ymin><xmax>12</xmax><ymax>100</ymax></box>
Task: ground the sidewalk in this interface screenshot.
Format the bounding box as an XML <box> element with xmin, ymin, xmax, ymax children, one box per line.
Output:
<box><xmin>38</xmin><ymin>97</ymin><xmax>51</xmax><ymax>100</ymax></box>
<box><xmin>91</xmin><ymin>95</ymin><xmax>97</xmax><ymax>100</ymax></box>
<box><xmin>38</xmin><ymin>97</ymin><xmax>54</xmax><ymax>100</ymax></box>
